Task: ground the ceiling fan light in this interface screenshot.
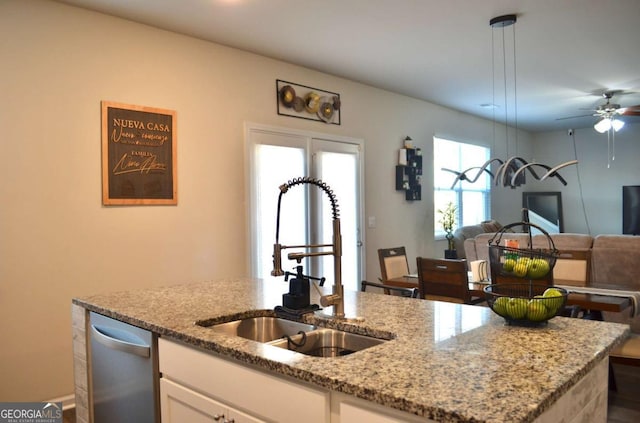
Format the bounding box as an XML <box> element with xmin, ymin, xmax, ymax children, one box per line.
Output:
<box><xmin>612</xmin><ymin>118</ymin><xmax>625</xmax><ymax>132</ymax></box>
<box><xmin>594</xmin><ymin>118</ymin><xmax>611</xmax><ymax>133</ymax></box>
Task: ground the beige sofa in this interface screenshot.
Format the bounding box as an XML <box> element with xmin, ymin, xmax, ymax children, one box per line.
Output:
<box><xmin>452</xmin><ymin>220</ymin><xmax>504</xmax><ymax>259</ymax></box>
<box><xmin>464</xmin><ymin>232</ymin><xmax>640</xmax><ymax>332</ymax></box>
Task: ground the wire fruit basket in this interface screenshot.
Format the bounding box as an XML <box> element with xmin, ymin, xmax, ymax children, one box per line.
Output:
<box><xmin>484</xmin><ymin>283</ymin><xmax>568</xmax><ymax>326</ymax></box>
<box><xmin>485</xmin><ymin>221</ymin><xmax>565</xmax><ymax>325</ymax></box>
<box><xmin>488</xmin><ymin>222</ymin><xmax>558</xmax><ymax>281</ymax></box>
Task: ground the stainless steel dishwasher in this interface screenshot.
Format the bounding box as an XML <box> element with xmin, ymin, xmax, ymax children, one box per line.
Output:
<box><xmin>89</xmin><ymin>311</ymin><xmax>159</xmax><ymax>423</ymax></box>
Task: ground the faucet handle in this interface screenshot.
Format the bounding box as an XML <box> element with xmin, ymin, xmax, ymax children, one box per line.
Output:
<box><xmin>271</xmin><ymin>243</ymin><xmax>284</xmax><ymax>276</ymax></box>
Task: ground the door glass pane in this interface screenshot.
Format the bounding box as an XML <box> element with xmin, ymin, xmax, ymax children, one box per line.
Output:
<box><xmin>315</xmin><ymin>150</ymin><xmax>358</xmax><ymax>291</ymax></box>
<box><xmin>254</xmin><ymin>144</ymin><xmax>306</xmax><ymax>279</ymax></box>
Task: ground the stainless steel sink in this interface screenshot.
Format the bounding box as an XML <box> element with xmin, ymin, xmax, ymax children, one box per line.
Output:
<box><xmin>268</xmin><ymin>328</ymin><xmax>387</xmax><ymax>357</ymax></box>
<box><xmin>199</xmin><ymin>316</ymin><xmax>389</xmax><ymax>357</ymax></box>
<box><xmin>200</xmin><ymin>316</ymin><xmax>316</xmax><ymax>343</ymax></box>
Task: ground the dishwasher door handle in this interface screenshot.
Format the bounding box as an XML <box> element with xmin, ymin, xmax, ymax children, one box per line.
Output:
<box><xmin>91</xmin><ymin>324</ymin><xmax>151</xmax><ymax>358</ymax></box>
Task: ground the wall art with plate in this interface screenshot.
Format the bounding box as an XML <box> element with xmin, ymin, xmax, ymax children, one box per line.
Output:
<box><xmin>276</xmin><ymin>79</ymin><xmax>341</xmax><ymax>125</ymax></box>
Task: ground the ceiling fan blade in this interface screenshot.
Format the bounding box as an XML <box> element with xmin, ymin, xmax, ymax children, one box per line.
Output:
<box><xmin>556</xmin><ymin>113</ymin><xmax>593</xmax><ymax>121</ymax></box>
<box><xmin>620</xmin><ymin>105</ymin><xmax>640</xmax><ymax>116</ymax></box>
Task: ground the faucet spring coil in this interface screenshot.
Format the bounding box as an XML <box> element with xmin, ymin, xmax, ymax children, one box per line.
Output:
<box><xmin>281</xmin><ymin>177</ymin><xmax>340</xmax><ymax>219</ymax></box>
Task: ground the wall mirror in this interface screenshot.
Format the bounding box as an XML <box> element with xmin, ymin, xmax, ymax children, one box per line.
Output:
<box><xmin>522</xmin><ymin>192</ymin><xmax>564</xmax><ymax>234</ymax></box>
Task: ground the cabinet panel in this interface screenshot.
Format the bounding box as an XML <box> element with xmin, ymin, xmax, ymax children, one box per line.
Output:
<box><xmin>161</xmin><ymin>378</ymin><xmax>227</xmax><ymax>423</ymax></box>
<box><xmin>158</xmin><ymin>338</ymin><xmax>329</xmax><ymax>423</ymax></box>
<box><xmin>330</xmin><ymin>393</ymin><xmax>431</xmax><ymax>423</ymax></box>
<box><xmin>340</xmin><ymin>402</ymin><xmax>405</xmax><ymax>423</ymax></box>
<box><xmin>161</xmin><ymin>378</ymin><xmax>265</xmax><ymax>423</ymax></box>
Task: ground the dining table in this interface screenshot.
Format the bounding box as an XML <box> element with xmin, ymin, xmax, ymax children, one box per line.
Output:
<box><xmin>384</xmin><ymin>276</ymin><xmax>634</xmax><ymax>317</ymax></box>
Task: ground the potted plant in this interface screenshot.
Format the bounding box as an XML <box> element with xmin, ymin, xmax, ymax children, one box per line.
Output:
<box><xmin>437</xmin><ymin>202</ymin><xmax>458</xmax><ymax>259</ymax></box>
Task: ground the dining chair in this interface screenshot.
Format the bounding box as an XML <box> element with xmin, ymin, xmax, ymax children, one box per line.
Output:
<box><xmin>416</xmin><ymin>257</ymin><xmax>483</xmax><ymax>304</ymax></box>
<box><xmin>552</xmin><ymin>249</ymin><xmax>591</xmax><ymax>287</ymax></box>
<box><xmin>377</xmin><ymin>247</ymin><xmax>411</xmax><ymax>295</ymax></box>
<box><xmin>609</xmin><ymin>334</ymin><xmax>640</xmax><ymax>392</ymax></box>
<box><xmin>378</xmin><ymin>247</ymin><xmax>410</xmax><ymax>281</ymax></box>
<box><xmin>610</xmin><ymin>335</ymin><xmax>640</xmax><ymax>368</ymax></box>
<box><xmin>361</xmin><ymin>280</ymin><xmax>419</xmax><ymax>298</ymax></box>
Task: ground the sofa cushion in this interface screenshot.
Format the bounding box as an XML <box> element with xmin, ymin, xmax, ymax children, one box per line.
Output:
<box><xmin>481</xmin><ymin>220</ymin><xmax>503</xmax><ymax>233</ymax></box>
<box><xmin>453</xmin><ymin>225</ymin><xmax>484</xmax><ymax>257</ymax></box>
<box><xmin>591</xmin><ymin>234</ymin><xmax>640</xmax><ymax>333</ymax></box>
<box><xmin>591</xmin><ymin>235</ymin><xmax>640</xmax><ymax>287</ymax></box>
<box><xmin>532</xmin><ymin>233</ymin><xmax>594</xmax><ymax>250</ymax></box>
<box><xmin>453</xmin><ymin>220</ymin><xmax>503</xmax><ymax>259</ymax></box>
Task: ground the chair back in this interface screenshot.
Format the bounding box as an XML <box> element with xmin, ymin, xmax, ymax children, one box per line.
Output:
<box><xmin>416</xmin><ymin>257</ymin><xmax>470</xmax><ymax>304</ymax></box>
<box><xmin>378</xmin><ymin>247</ymin><xmax>410</xmax><ymax>281</ymax></box>
<box><xmin>553</xmin><ymin>249</ymin><xmax>591</xmax><ymax>287</ymax></box>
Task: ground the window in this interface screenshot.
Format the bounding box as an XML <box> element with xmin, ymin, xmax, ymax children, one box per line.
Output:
<box><xmin>433</xmin><ymin>137</ymin><xmax>490</xmax><ymax>238</ymax></box>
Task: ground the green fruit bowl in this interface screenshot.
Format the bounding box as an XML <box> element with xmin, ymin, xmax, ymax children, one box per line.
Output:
<box><xmin>484</xmin><ymin>284</ymin><xmax>568</xmax><ymax>326</ymax></box>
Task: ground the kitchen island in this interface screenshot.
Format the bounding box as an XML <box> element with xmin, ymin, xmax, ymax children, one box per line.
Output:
<box><xmin>72</xmin><ymin>278</ymin><xmax>629</xmax><ymax>423</ymax></box>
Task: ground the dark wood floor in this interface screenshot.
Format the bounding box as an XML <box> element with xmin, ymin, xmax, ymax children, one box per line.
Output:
<box><xmin>61</xmin><ymin>364</ymin><xmax>640</xmax><ymax>422</ymax></box>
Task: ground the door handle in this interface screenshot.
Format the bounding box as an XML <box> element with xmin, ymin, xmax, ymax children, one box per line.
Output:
<box><xmin>91</xmin><ymin>324</ymin><xmax>151</xmax><ymax>358</ymax></box>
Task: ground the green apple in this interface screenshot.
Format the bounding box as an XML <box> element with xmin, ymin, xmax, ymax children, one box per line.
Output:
<box><xmin>513</xmin><ymin>261</ymin><xmax>528</xmax><ymax>277</ymax></box>
<box><xmin>527</xmin><ymin>299</ymin><xmax>548</xmax><ymax>321</ymax></box>
<box><xmin>527</xmin><ymin>258</ymin><xmax>550</xmax><ymax>279</ymax></box>
<box><xmin>492</xmin><ymin>296</ymin><xmax>510</xmax><ymax>316</ymax></box>
<box><xmin>503</xmin><ymin>258</ymin><xmax>516</xmax><ymax>272</ymax></box>
<box><xmin>542</xmin><ymin>288</ymin><xmax>564</xmax><ymax>313</ymax></box>
<box><xmin>506</xmin><ymin>297</ymin><xmax>528</xmax><ymax>319</ymax></box>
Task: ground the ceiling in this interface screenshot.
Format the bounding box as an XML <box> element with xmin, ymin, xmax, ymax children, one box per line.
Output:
<box><xmin>56</xmin><ymin>0</ymin><xmax>640</xmax><ymax>133</ymax></box>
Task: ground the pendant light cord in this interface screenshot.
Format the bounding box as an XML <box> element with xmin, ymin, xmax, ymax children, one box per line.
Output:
<box><xmin>571</xmin><ymin>131</ymin><xmax>591</xmax><ymax>235</ymax></box>
<box><xmin>502</xmin><ymin>27</ymin><xmax>509</xmax><ymax>158</ymax></box>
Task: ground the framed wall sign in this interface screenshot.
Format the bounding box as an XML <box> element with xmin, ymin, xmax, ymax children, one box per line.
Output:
<box><xmin>101</xmin><ymin>101</ymin><xmax>177</xmax><ymax>205</ymax></box>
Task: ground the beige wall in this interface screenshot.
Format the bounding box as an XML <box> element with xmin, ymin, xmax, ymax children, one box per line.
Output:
<box><xmin>0</xmin><ymin>0</ymin><xmax>532</xmax><ymax>400</ymax></box>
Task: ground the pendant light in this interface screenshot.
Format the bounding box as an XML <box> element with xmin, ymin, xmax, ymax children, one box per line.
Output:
<box><xmin>444</xmin><ymin>14</ymin><xmax>577</xmax><ymax>189</ymax></box>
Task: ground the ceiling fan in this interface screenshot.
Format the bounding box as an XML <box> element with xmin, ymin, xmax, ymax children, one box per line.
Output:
<box><xmin>559</xmin><ymin>91</ymin><xmax>640</xmax><ymax>168</ymax></box>
<box><xmin>558</xmin><ymin>91</ymin><xmax>640</xmax><ymax>127</ymax></box>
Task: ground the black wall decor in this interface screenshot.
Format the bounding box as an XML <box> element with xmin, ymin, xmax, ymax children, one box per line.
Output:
<box><xmin>396</xmin><ymin>146</ymin><xmax>422</xmax><ymax>201</ymax></box>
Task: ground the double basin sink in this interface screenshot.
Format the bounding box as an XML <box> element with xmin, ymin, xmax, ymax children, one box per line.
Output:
<box><xmin>197</xmin><ymin>316</ymin><xmax>388</xmax><ymax>358</ymax></box>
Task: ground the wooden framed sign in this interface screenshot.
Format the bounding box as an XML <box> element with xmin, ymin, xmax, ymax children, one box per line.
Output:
<box><xmin>101</xmin><ymin>101</ymin><xmax>177</xmax><ymax>205</ymax></box>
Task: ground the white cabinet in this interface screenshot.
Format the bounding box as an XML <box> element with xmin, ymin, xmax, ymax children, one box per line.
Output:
<box><xmin>159</xmin><ymin>337</ymin><xmax>431</xmax><ymax>423</ymax></box>
<box><xmin>160</xmin><ymin>378</ymin><xmax>264</xmax><ymax>423</ymax></box>
<box><xmin>158</xmin><ymin>338</ymin><xmax>330</xmax><ymax>423</ymax></box>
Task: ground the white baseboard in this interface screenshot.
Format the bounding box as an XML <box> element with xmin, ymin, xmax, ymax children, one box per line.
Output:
<box><xmin>46</xmin><ymin>393</ymin><xmax>75</xmax><ymax>410</ymax></box>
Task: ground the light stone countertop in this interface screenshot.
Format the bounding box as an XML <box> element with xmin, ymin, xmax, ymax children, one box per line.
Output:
<box><xmin>73</xmin><ymin>277</ymin><xmax>629</xmax><ymax>422</ymax></box>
